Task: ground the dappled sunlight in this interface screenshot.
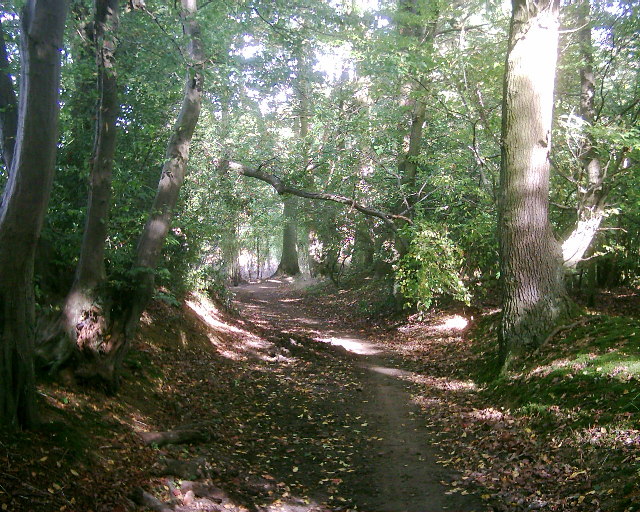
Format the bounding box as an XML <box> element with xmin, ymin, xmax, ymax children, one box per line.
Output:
<box><xmin>369</xmin><ymin>365</ymin><xmax>412</xmax><ymax>378</ymax></box>
<box><xmin>434</xmin><ymin>315</ymin><xmax>469</xmax><ymax>331</ymax></box>
<box><xmin>291</xmin><ymin>316</ymin><xmax>320</xmax><ymax>326</ymax></box>
<box><xmin>185</xmin><ymin>294</ymin><xmax>286</xmax><ymax>362</ymax></box>
<box><xmin>411</xmin><ymin>374</ymin><xmax>478</xmax><ymax>393</ymax></box>
<box><xmin>577</xmin><ymin>425</ymin><xmax>640</xmax><ymax>447</ymax></box>
<box><xmin>186</xmin><ymin>298</ymin><xmax>248</xmax><ymax>336</ymax></box>
<box><xmin>140</xmin><ymin>311</ymin><xmax>153</xmax><ymax>325</ymax></box>
<box><xmin>315</xmin><ymin>335</ymin><xmax>380</xmax><ymax>355</ymax></box>
<box><xmin>466</xmin><ymin>407</ymin><xmax>507</xmax><ymax>422</ymax></box>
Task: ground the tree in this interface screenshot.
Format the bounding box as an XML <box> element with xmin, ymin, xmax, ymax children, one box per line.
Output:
<box><xmin>395</xmin><ymin>0</ymin><xmax>439</xmax><ymax>200</ymax></box>
<box><xmin>107</xmin><ymin>0</ymin><xmax>205</xmax><ymax>387</ymax></box>
<box><xmin>0</xmin><ymin>0</ymin><xmax>67</xmax><ymax>428</ymax></box>
<box><xmin>498</xmin><ymin>0</ymin><xmax>576</xmax><ymax>364</ymax></box>
<box><xmin>37</xmin><ymin>0</ymin><xmax>205</xmax><ymax>390</ymax></box>
<box><xmin>560</xmin><ymin>0</ymin><xmax>608</xmax><ymax>268</ymax></box>
<box><xmin>35</xmin><ymin>0</ymin><xmax>124</xmax><ymax>376</ymax></box>
<box><xmin>58</xmin><ymin>0</ymin><xmax>120</xmax><ymax>373</ymax></box>
<box><xmin>274</xmin><ymin>43</ymin><xmax>312</xmax><ymax>277</ymax></box>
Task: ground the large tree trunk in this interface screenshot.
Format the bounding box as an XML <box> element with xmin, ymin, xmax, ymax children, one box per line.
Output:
<box><xmin>36</xmin><ymin>0</ymin><xmax>120</xmax><ymax>377</ymax></box>
<box><xmin>0</xmin><ymin>0</ymin><xmax>67</xmax><ymax>429</ymax></box>
<box><xmin>498</xmin><ymin>0</ymin><xmax>575</xmax><ymax>365</ymax></box>
<box><xmin>561</xmin><ymin>0</ymin><xmax>606</xmax><ymax>268</ymax></box>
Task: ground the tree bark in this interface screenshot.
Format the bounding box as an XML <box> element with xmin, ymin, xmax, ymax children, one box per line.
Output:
<box><xmin>276</xmin><ymin>197</ymin><xmax>301</xmax><ymax>276</ymax></box>
<box><xmin>561</xmin><ymin>0</ymin><xmax>606</xmax><ymax>268</ymax></box>
<box><xmin>36</xmin><ymin>0</ymin><xmax>120</xmax><ymax>377</ymax></box>
<box><xmin>0</xmin><ymin>20</ymin><xmax>18</xmax><ymax>173</ymax></box>
<box><xmin>0</xmin><ymin>0</ymin><xmax>67</xmax><ymax>429</ymax></box>
<box><xmin>498</xmin><ymin>0</ymin><xmax>575</xmax><ymax>364</ymax></box>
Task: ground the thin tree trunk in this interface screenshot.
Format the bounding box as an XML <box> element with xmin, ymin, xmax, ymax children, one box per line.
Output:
<box><xmin>498</xmin><ymin>0</ymin><xmax>575</xmax><ymax>365</ymax></box>
<box><xmin>110</xmin><ymin>0</ymin><xmax>204</xmax><ymax>383</ymax></box>
<box><xmin>0</xmin><ymin>0</ymin><xmax>67</xmax><ymax>429</ymax></box>
<box><xmin>276</xmin><ymin>197</ymin><xmax>301</xmax><ymax>276</ymax></box>
<box><xmin>561</xmin><ymin>0</ymin><xmax>606</xmax><ymax>268</ymax></box>
<box><xmin>396</xmin><ymin>0</ymin><xmax>438</xmax><ymax>201</ymax></box>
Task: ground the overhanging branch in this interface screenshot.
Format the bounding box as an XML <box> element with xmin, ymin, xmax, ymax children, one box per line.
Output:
<box><xmin>225</xmin><ymin>160</ymin><xmax>411</xmax><ymax>244</ymax></box>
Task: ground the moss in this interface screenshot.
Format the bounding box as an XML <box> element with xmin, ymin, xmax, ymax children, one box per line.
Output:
<box><xmin>477</xmin><ymin>314</ymin><xmax>640</xmax><ymax>429</ymax></box>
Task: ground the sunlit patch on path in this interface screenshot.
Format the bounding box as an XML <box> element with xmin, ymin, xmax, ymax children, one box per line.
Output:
<box><xmin>315</xmin><ymin>335</ymin><xmax>380</xmax><ymax>355</ymax></box>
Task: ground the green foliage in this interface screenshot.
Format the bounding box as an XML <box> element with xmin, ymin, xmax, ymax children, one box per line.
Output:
<box><xmin>394</xmin><ymin>223</ymin><xmax>471</xmax><ymax>313</ymax></box>
<box><xmin>154</xmin><ymin>290</ymin><xmax>181</xmax><ymax>308</ymax></box>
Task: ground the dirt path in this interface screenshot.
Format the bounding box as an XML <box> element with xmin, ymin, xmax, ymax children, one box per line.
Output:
<box><xmin>233</xmin><ymin>279</ymin><xmax>484</xmax><ymax>512</ymax></box>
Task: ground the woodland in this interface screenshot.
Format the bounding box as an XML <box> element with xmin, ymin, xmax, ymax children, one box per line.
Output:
<box><xmin>0</xmin><ymin>0</ymin><xmax>639</xmax><ymax>511</ymax></box>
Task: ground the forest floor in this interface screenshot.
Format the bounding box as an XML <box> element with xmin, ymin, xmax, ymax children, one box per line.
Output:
<box><xmin>1</xmin><ymin>278</ymin><xmax>639</xmax><ymax>512</ymax></box>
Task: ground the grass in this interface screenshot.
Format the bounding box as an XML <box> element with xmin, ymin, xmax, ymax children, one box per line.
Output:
<box><xmin>461</xmin><ymin>313</ymin><xmax>640</xmax><ymax>510</ymax></box>
<box><xmin>480</xmin><ymin>315</ymin><xmax>640</xmax><ymax>426</ymax></box>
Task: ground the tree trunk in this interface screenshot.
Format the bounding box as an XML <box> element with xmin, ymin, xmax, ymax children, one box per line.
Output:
<box><xmin>498</xmin><ymin>0</ymin><xmax>575</xmax><ymax>365</ymax></box>
<box><xmin>275</xmin><ymin>46</ymin><xmax>309</xmax><ymax>277</ymax></box>
<box><xmin>561</xmin><ymin>0</ymin><xmax>606</xmax><ymax>268</ymax></box>
<box><xmin>0</xmin><ymin>0</ymin><xmax>67</xmax><ymax>429</ymax></box>
<box><xmin>36</xmin><ymin>0</ymin><xmax>120</xmax><ymax>377</ymax></box>
<box><xmin>396</xmin><ymin>0</ymin><xmax>438</xmax><ymax>203</ymax></box>
<box><xmin>276</xmin><ymin>197</ymin><xmax>301</xmax><ymax>276</ymax></box>
<box><xmin>104</xmin><ymin>0</ymin><xmax>205</xmax><ymax>387</ymax></box>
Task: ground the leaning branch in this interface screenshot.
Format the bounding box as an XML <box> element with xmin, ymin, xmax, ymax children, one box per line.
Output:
<box><xmin>226</xmin><ymin>160</ymin><xmax>412</xmax><ymax>238</ymax></box>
